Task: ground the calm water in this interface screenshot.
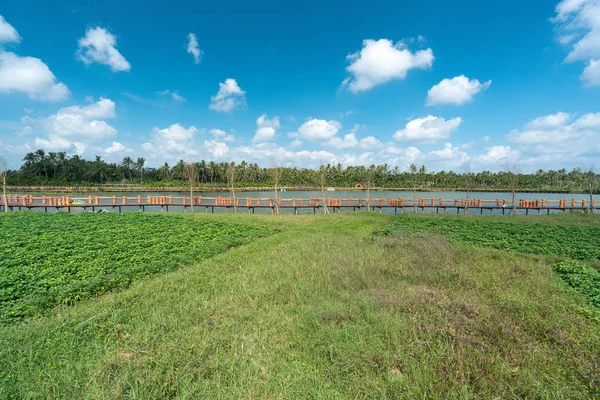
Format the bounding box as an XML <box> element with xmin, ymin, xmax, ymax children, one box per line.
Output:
<box><xmin>13</xmin><ymin>190</ymin><xmax>599</xmax><ymax>216</ymax></box>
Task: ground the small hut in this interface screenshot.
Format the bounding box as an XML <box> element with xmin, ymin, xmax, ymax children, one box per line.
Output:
<box><xmin>354</xmin><ymin>182</ymin><xmax>366</xmax><ymax>189</ymax></box>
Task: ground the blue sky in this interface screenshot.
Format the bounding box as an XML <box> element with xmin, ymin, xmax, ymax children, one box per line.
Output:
<box><xmin>1</xmin><ymin>0</ymin><xmax>599</xmax><ymax>171</ymax></box>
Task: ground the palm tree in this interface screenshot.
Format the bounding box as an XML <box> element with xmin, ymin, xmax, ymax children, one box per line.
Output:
<box><xmin>90</xmin><ymin>156</ymin><xmax>106</xmax><ymax>183</ymax></box>
<box><xmin>121</xmin><ymin>156</ymin><xmax>134</xmax><ymax>181</ymax></box>
<box><xmin>198</xmin><ymin>160</ymin><xmax>207</xmax><ymax>183</ymax></box>
<box><xmin>48</xmin><ymin>152</ymin><xmax>58</xmax><ymax>178</ymax></box>
<box><xmin>208</xmin><ymin>161</ymin><xmax>217</xmax><ymax>183</ymax></box>
<box><xmin>135</xmin><ymin>157</ymin><xmax>146</xmax><ymax>183</ymax></box>
<box><xmin>34</xmin><ymin>149</ymin><xmax>48</xmax><ymax>177</ymax></box>
<box><xmin>158</xmin><ymin>162</ymin><xmax>170</xmax><ymax>181</ymax></box>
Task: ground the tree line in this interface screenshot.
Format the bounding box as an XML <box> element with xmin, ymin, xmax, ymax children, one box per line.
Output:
<box><xmin>4</xmin><ymin>149</ymin><xmax>599</xmax><ymax>191</ymax></box>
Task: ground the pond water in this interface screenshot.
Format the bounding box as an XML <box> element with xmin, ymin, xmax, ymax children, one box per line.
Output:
<box><xmin>9</xmin><ymin>190</ymin><xmax>599</xmax><ymax>216</ymax></box>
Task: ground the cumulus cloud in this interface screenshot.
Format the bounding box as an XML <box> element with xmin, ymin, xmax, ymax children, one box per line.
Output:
<box><xmin>582</xmin><ymin>58</ymin><xmax>600</xmax><ymax>85</ymax></box>
<box><xmin>525</xmin><ymin>112</ymin><xmax>571</xmax><ymax>129</ymax></box>
<box><xmin>157</xmin><ymin>89</ymin><xmax>186</xmax><ymax>102</ymax></box>
<box><xmin>142</xmin><ymin>123</ymin><xmax>199</xmax><ymax>161</ymax></box>
<box><xmin>209</xmin><ymin>78</ymin><xmax>246</xmax><ymax>113</ymax></box>
<box><xmin>342</xmin><ymin>38</ymin><xmax>434</xmax><ymax>92</ymax></box>
<box><xmin>477</xmin><ymin>145</ymin><xmax>519</xmax><ymax>164</ymax></box>
<box><xmin>552</xmin><ymin>0</ymin><xmax>600</xmax><ymax>85</ymax></box>
<box><xmin>252</xmin><ymin>114</ymin><xmax>280</xmax><ymax>142</ymax></box>
<box><xmin>373</xmin><ymin>145</ymin><xmax>422</xmax><ymax>169</ymax></box>
<box><xmin>187</xmin><ymin>33</ymin><xmax>202</xmax><ymax>63</ymax></box>
<box><xmin>289</xmin><ymin>139</ymin><xmax>303</xmax><ymax>148</ymax></box>
<box><xmin>229</xmin><ymin>142</ymin><xmax>337</xmax><ymax>168</ymax></box>
<box><xmin>33</xmin><ymin>98</ymin><xmax>117</xmax><ymax>153</ymax></box>
<box><xmin>77</xmin><ymin>27</ymin><xmax>131</xmax><ymax>72</ymax></box>
<box><xmin>506</xmin><ymin>111</ymin><xmax>600</xmax><ymax>156</ymax></box>
<box><xmin>0</xmin><ymin>15</ymin><xmax>20</xmax><ymax>43</ymax></box>
<box><xmin>327</xmin><ymin>133</ymin><xmax>383</xmax><ymax>150</ymax></box>
<box><xmin>428</xmin><ymin>143</ymin><xmax>469</xmax><ymax>166</ymax></box>
<box><xmin>104</xmin><ymin>141</ymin><xmax>131</xmax><ymax>154</ymax></box>
<box><xmin>294</xmin><ymin>119</ymin><xmax>341</xmax><ymax>142</ymax></box>
<box><xmin>209</xmin><ymin>128</ymin><xmax>235</xmax><ymax>142</ymax></box>
<box><xmin>0</xmin><ymin>51</ymin><xmax>70</xmax><ymax>101</ymax></box>
<box><xmin>393</xmin><ymin>115</ymin><xmax>462</xmax><ymax>142</ymax></box>
<box><xmin>203</xmin><ymin>140</ymin><xmax>229</xmax><ymax>158</ymax></box>
<box><xmin>426</xmin><ymin>75</ymin><xmax>491</xmax><ymax>106</ymax></box>
<box><xmin>44</xmin><ymin>98</ymin><xmax>116</xmax><ymax>137</ymax></box>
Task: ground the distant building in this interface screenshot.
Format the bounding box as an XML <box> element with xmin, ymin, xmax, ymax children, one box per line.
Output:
<box><xmin>355</xmin><ymin>182</ymin><xmax>366</xmax><ymax>189</ymax></box>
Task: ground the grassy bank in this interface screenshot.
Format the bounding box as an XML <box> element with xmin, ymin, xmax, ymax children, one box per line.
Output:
<box><xmin>1</xmin><ymin>212</ymin><xmax>599</xmax><ymax>398</ymax></box>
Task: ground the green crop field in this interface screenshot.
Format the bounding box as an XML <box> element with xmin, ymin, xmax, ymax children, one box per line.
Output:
<box><xmin>379</xmin><ymin>214</ymin><xmax>600</xmax><ymax>261</ymax></box>
<box><xmin>1</xmin><ymin>212</ymin><xmax>599</xmax><ymax>399</ymax></box>
<box><xmin>0</xmin><ymin>212</ymin><xmax>272</xmax><ymax>322</ymax></box>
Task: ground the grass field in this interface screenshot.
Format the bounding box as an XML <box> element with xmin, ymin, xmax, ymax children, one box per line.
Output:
<box><xmin>1</xmin><ymin>212</ymin><xmax>599</xmax><ymax>399</ymax></box>
<box><xmin>0</xmin><ymin>213</ymin><xmax>273</xmax><ymax>322</ymax></box>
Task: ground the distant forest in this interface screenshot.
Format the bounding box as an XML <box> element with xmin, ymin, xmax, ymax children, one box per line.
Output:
<box><xmin>3</xmin><ymin>149</ymin><xmax>599</xmax><ymax>191</ymax></box>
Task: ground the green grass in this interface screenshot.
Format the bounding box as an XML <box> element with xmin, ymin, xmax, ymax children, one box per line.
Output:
<box><xmin>0</xmin><ymin>212</ymin><xmax>272</xmax><ymax>322</ymax></box>
<box><xmin>1</xmin><ymin>212</ymin><xmax>600</xmax><ymax>399</ymax></box>
<box><xmin>378</xmin><ymin>213</ymin><xmax>600</xmax><ymax>261</ymax></box>
<box><xmin>553</xmin><ymin>261</ymin><xmax>600</xmax><ymax>319</ymax></box>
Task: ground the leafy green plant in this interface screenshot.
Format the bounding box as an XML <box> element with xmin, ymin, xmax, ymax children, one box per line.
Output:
<box><xmin>0</xmin><ymin>212</ymin><xmax>272</xmax><ymax>322</ymax></box>
<box><xmin>378</xmin><ymin>215</ymin><xmax>600</xmax><ymax>261</ymax></box>
<box><xmin>553</xmin><ymin>261</ymin><xmax>600</xmax><ymax>317</ymax></box>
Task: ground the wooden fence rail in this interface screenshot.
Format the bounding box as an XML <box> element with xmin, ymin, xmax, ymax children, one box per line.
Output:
<box><xmin>1</xmin><ymin>194</ymin><xmax>598</xmax><ymax>215</ymax></box>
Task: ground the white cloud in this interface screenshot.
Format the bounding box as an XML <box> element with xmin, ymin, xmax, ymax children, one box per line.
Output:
<box><xmin>327</xmin><ymin>133</ymin><xmax>383</xmax><ymax>150</ymax></box>
<box><xmin>152</xmin><ymin>123</ymin><xmax>196</xmax><ymax>142</ymax></box>
<box><xmin>426</xmin><ymin>75</ymin><xmax>491</xmax><ymax>106</ymax></box>
<box><xmin>477</xmin><ymin>145</ymin><xmax>519</xmax><ymax>164</ymax></box>
<box><xmin>209</xmin><ymin>128</ymin><xmax>235</xmax><ymax>142</ymax></box>
<box><xmin>506</xmin><ymin>111</ymin><xmax>600</xmax><ymax>156</ymax></box>
<box><xmin>553</xmin><ymin>0</ymin><xmax>600</xmax><ymax>85</ymax></box>
<box><xmin>209</xmin><ymin>78</ymin><xmax>246</xmax><ymax>113</ymax></box>
<box><xmin>393</xmin><ymin>115</ymin><xmax>462</xmax><ymax>142</ymax></box>
<box><xmin>158</xmin><ymin>89</ymin><xmax>186</xmax><ymax>102</ymax></box>
<box><xmin>230</xmin><ymin>142</ymin><xmax>337</xmax><ymax>168</ymax></box>
<box><xmin>428</xmin><ymin>143</ymin><xmax>469</xmax><ymax>166</ymax></box>
<box><xmin>525</xmin><ymin>112</ymin><xmax>571</xmax><ymax>129</ymax></box>
<box><xmin>34</xmin><ymin>135</ymin><xmax>72</xmax><ymax>151</ymax></box>
<box><xmin>187</xmin><ymin>33</ymin><xmax>202</xmax><ymax>64</ymax></box>
<box><xmin>77</xmin><ymin>27</ymin><xmax>130</xmax><ymax>72</ymax></box>
<box><xmin>204</xmin><ymin>140</ymin><xmax>229</xmax><ymax>158</ymax></box>
<box><xmin>294</xmin><ymin>119</ymin><xmax>341</xmax><ymax>142</ymax></box>
<box><xmin>375</xmin><ymin>145</ymin><xmax>422</xmax><ymax>169</ymax></box>
<box><xmin>44</xmin><ymin>97</ymin><xmax>116</xmax><ymax>138</ymax></box>
<box><xmin>33</xmin><ymin>98</ymin><xmax>117</xmax><ymax>153</ymax></box>
<box><xmin>104</xmin><ymin>141</ymin><xmax>131</xmax><ymax>154</ymax></box>
<box><xmin>342</xmin><ymin>38</ymin><xmax>434</xmax><ymax>92</ymax></box>
<box><xmin>0</xmin><ymin>51</ymin><xmax>70</xmax><ymax>101</ymax></box>
<box><xmin>289</xmin><ymin>139</ymin><xmax>303</xmax><ymax>148</ymax></box>
<box><xmin>252</xmin><ymin>114</ymin><xmax>280</xmax><ymax>142</ymax></box>
<box><xmin>582</xmin><ymin>58</ymin><xmax>600</xmax><ymax>85</ymax></box>
<box><xmin>0</xmin><ymin>15</ymin><xmax>20</xmax><ymax>43</ymax></box>
<box><xmin>142</xmin><ymin>123</ymin><xmax>199</xmax><ymax>161</ymax></box>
